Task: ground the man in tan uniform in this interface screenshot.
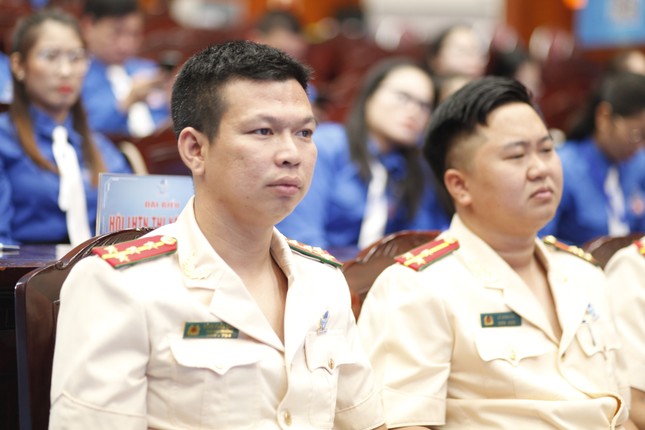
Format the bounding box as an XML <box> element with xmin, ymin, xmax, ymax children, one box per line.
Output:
<box><xmin>50</xmin><ymin>40</ymin><xmax>386</xmax><ymax>430</ymax></box>
<box><xmin>606</xmin><ymin>238</ymin><xmax>645</xmax><ymax>429</ymax></box>
<box><xmin>358</xmin><ymin>76</ymin><xmax>634</xmax><ymax>429</ymax></box>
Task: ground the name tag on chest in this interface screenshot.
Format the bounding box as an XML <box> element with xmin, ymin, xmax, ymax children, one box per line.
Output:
<box><xmin>480</xmin><ymin>311</ymin><xmax>522</xmax><ymax>328</ymax></box>
<box><xmin>183</xmin><ymin>322</ymin><xmax>239</xmax><ymax>339</ymax></box>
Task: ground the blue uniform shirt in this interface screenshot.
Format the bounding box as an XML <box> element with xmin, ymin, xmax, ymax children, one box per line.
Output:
<box><xmin>540</xmin><ymin>138</ymin><xmax>645</xmax><ymax>245</ymax></box>
<box><xmin>277</xmin><ymin>122</ymin><xmax>450</xmax><ymax>251</ymax></box>
<box><xmin>81</xmin><ymin>57</ymin><xmax>170</xmax><ymax>136</ymax></box>
<box><xmin>0</xmin><ymin>107</ymin><xmax>132</xmax><ymax>244</ymax></box>
<box><xmin>0</xmin><ymin>53</ymin><xmax>12</xmax><ymax>104</ymax></box>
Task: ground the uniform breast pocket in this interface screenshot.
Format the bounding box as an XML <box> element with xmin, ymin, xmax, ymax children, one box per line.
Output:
<box><xmin>576</xmin><ymin>320</ymin><xmax>621</xmax><ymax>357</ymax></box>
<box><xmin>168</xmin><ymin>336</ymin><xmax>267</xmax><ymax>428</ymax></box>
<box><xmin>475</xmin><ymin>329</ymin><xmax>550</xmax><ymax>366</ymax></box>
<box><xmin>304</xmin><ymin>329</ymin><xmax>356</xmax><ymax>427</ymax></box>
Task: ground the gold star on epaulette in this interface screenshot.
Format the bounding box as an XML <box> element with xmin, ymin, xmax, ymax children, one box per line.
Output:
<box><xmin>542</xmin><ymin>235</ymin><xmax>598</xmax><ymax>265</ymax></box>
<box><xmin>287</xmin><ymin>239</ymin><xmax>342</xmax><ymax>268</ymax></box>
<box><xmin>93</xmin><ymin>235</ymin><xmax>177</xmax><ymax>268</ymax></box>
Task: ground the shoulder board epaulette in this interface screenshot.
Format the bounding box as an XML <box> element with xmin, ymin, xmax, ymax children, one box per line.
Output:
<box><xmin>394</xmin><ymin>237</ymin><xmax>459</xmax><ymax>271</ymax></box>
<box><xmin>92</xmin><ymin>235</ymin><xmax>177</xmax><ymax>268</ymax></box>
<box><xmin>634</xmin><ymin>239</ymin><xmax>645</xmax><ymax>256</ymax></box>
<box><xmin>287</xmin><ymin>239</ymin><xmax>342</xmax><ymax>268</ymax></box>
<box><xmin>542</xmin><ymin>235</ymin><xmax>598</xmax><ymax>266</ymax></box>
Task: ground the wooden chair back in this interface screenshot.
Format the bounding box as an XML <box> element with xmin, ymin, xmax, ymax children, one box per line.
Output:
<box><xmin>582</xmin><ymin>232</ymin><xmax>645</xmax><ymax>269</ymax></box>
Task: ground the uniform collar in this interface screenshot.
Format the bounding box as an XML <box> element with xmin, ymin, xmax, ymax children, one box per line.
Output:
<box><xmin>167</xmin><ymin>197</ymin><xmax>287</xmax><ymax>351</ymax></box>
<box><xmin>30</xmin><ymin>105</ymin><xmax>76</xmax><ymax>142</ymax></box>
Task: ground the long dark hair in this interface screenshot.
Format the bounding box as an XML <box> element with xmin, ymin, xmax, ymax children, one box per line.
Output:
<box><xmin>344</xmin><ymin>58</ymin><xmax>430</xmax><ymax>219</ymax></box>
<box><xmin>568</xmin><ymin>71</ymin><xmax>645</xmax><ymax>141</ymax></box>
<box><xmin>9</xmin><ymin>8</ymin><xmax>105</xmax><ymax>185</ymax></box>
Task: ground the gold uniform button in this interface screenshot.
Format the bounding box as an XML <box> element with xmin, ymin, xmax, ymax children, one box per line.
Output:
<box><xmin>509</xmin><ymin>350</ymin><xmax>517</xmax><ymax>361</ymax></box>
<box><xmin>328</xmin><ymin>358</ymin><xmax>335</xmax><ymax>370</ymax></box>
<box><xmin>284</xmin><ymin>410</ymin><xmax>292</xmax><ymax>426</ymax></box>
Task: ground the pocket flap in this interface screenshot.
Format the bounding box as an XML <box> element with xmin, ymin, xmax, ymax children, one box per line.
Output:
<box><xmin>170</xmin><ymin>336</ymin><xmax>265</xmax><ymax>375</ymax></box>
<box><xmin>304</xmin><ymin>330</ymin><xmax>354</xmax><ymax>374</ymax></box>
<box><xmin>475</xmin><ymin>329</ymin><xmax>549</xmax><ymax>366</ymax></box>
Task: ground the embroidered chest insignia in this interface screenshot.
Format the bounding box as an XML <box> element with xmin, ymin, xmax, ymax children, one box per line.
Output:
<box><xmin>92</xmin><ymin>235</ymin><xmax>177</xmax><ymax>268</ymax></box>
<box><xmin>394</xmin><ymin>237</ymin><xmax>459</xmax><ymax>271</ymax></box>
<box><xmin>542</xmin><ymin>235</ymin><xmax>598</xmax><ymax>265</ymax></box>
<box><xmin>287</xmin><ymin>239</ymin><xmax>342</xmax><ymax>268</ymax></box>
<box><xmin>635</xmin><ymin>239</ymin><xmax>645</xmax><ymax>257</ymax></box>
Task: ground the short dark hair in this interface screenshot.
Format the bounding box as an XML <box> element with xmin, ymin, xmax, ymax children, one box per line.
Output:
<box><xmin>424</xmin><ymin>76</ymin><xmax>535</xmax><ymax>188</ymax></box>
<box><xmin>83</xmin><ymin>0</ymin><xmax>139</xmax><ymax>19</ymax></box>
<box><xmin>171</xmin><ymin>40</ymin><xmax>311</xmax><ymax>140</ymax></box>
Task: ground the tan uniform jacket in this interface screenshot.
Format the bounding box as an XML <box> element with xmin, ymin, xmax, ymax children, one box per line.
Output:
<box><xmin>606</xmin><ymin>237</ymin><xmax>645</xmax><ymax>392</ymax></box>
<box><xmin>50</xmin><ymin>199</ymin><xmax>384</xmax><ymax>430</ymax></box>
<box><xmin>358</xmin><ymin>215</ymin><xmax>629</xmax><ymax>429</ymax></box>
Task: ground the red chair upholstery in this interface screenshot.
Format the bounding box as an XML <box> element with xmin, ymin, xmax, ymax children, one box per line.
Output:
<box><xmin>14</xmin><ymin>228</ymin><xmax>152</xmax><ymax>430</ymax></box>
<box><xmin>342</xmin><ymin>230</ymin><xmax>440</xmax><ymax>319</ymax></box>
<box><xmin>582</xmin><ymin>232</ymin><xmax>645</xmax><ymax>269</ymax></box>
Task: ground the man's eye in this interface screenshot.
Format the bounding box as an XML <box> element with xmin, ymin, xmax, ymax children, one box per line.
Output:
<box><xmin>253</xmin><ymin>129</ymin><xmax>272</xmax><ymax>136</ymax></box>
<box><xmin>298</xmin><ymin>130</ymin><xmax>313</xmax><ymax>138</ymax></box>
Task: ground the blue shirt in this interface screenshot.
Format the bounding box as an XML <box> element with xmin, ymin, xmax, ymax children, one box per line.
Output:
<box><xmin>81</xmin><ymin>57</ymin><xmax>170</xmax><ymax>136</ymax></box>
<box><xmin>277</xmin><ymin>122</ymin><xmax>450</xmax><ymax>251</ymax></box>
<box><xmin>0</xmin><ymin>107</ymin><xmax>132</xmax><ymax>244</ymax></box>
<box><xmin>0</xmin><ymin>53</ymin><xmax>12</xmax><ymax>104</ymax></box>
<box><xmin>540</xmin><ymin>138</ymin><xmax>645</xmax><ymax>245</ymax></box>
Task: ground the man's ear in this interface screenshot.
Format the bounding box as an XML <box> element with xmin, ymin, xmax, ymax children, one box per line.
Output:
<box><xmin>177</xmin><ymin>127</ymin><xmax>208</xmax><ymax>176</ymax></box>
<box><xmin>444</xmin><ymin>168</ymin><xmax>472</xmax><ymax>207</ymax></box>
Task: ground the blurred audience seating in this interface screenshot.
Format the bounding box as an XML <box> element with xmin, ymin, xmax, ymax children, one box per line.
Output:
<box><xmin>110</xmin><ymin>125</ymin><xmax>189</xmax><ymax>176</ymax></box>
<box><xmin>14</xmin><ymin>227</ymin><xmax>152</xmax><ymax>430</ymax></box>
<box><xmin>342</xmin><ymin>230</ymin><xmax>440</xmax><ymax>319</ymax></box>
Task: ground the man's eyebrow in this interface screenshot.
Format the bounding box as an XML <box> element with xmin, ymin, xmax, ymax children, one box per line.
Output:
<box><xmin>249</xmin><ymin>114</ymin><xmax>318</xmax><ymax>127</ymax></box>
<box><xmin>501</xmin><ymin>134</ymin><xmax>552</xmax><ymax>150</ymax></box>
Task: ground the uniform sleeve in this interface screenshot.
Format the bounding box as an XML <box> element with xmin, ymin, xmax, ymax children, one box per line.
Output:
<box><xmin>407</xmin><ymin>175</ymin><xmax>451</xmax><ymax>232</ymax></box>
<box><xmin>50</xmin><ymin>257</ymin><xmax>149</xmax><ymax>429</ymax></box>
<box><xmin>333</xmin><ymin>306</ymin><xmax>385</xmax><ymax>430</ymax></box>
<box><xmin>0</xmin><ymin>146</ymin><xmax>15</xmax><ymax>244</ymax></box>
<box><xmin>605</xmin><ymin>247</ymin><xmax>645</xmax><ymax>392</ymax></box>
<box><xmin>82</xmin><ymin>66</ymin><xmax>129</xmax><ymax>135</ymax></box>
<box><xmin>357</xmin><ymin>265</ymin><xmax>453</xmax><ymax>428</ymax></box>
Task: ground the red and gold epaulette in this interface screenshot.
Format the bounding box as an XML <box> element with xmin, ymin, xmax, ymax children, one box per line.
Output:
<box><xmin>542</xmin><ymin>235</ymin><xmax>598</xmax><ymax>265</ymax></box>
<box><xmin>394</xmin><ymin>237</ymin><xmax>459</xmax><ymax>271</ymax></box>
<box><xmin>634</xmin><ymin>239</ymin><xmax>645</xmax><ymax>256</ymax></box>
<box><xmin>92</xmin><ymin>235</ymin><xmax>177</xmax><ymax>268</ymax></box>
<box><xmin>287</xmin><ymin>239</ymin><xmax>342</xmax><ymax>268</ymax></box>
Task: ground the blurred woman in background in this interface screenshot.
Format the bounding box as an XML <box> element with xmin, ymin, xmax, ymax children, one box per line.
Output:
<box><xmin>540</xmin><ymin>71</ymin><xmax>645</xmax><ymax>245</ymax></box>
<box><xmin>0</xmin><ymin>8</ymin><xmax>131</xmax><ymax>246</ymax></box>
<box><xmin>278</xmin><ymin>58</ymin><xmax>450</xmax><ymax>254</ymax></box>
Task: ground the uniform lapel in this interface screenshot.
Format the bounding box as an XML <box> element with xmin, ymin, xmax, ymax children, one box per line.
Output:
<box><xmin>207</xmin><ymin>269</ymin><xmax>284</xmax><ymax>352</ymax></box>
<box><xmin>538</xmin><ymin>240</ymin><xmax>590</xmax><ymax>354</ymax></box>
<box><xmin>452</xmin><ymin>217</ymin><xmax>558</xmax><ymax>342</ymax></box>
<box><xmin>273</xmin><ymin>232</ymin><xmax>321</xmax><ymax>366</ymax></box>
